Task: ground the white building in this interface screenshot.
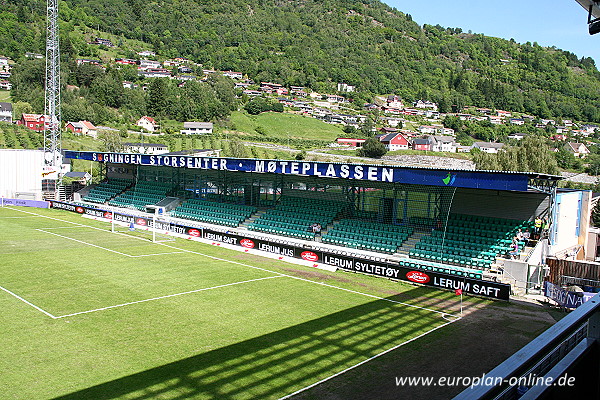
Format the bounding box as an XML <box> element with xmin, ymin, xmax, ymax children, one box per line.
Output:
<box><xmin>123</xmin><ymin>143</ymin><xmax>169</xmax><ymax>155</ymax></box>
<box><xmin>0</xmin><ymin>149</ymin><xmax>69</xmax><ymax>200</ymax></box>
<box><xmin>337</xmin><ymin>83</ymin><xmax>355</xmax><ymax>92</ymax></box>
<box><xmin>136</xmin><ymin>116</ymin><xmax>158</xmax><ymax>132</ymax></box>
<box><xmin>0</xmin><ymin>102</ymin><xmax>12</xmax><ymax>123</ymax></box>
<box><xmin>473</xmin><ymin>142</ymin><xmax>505</xmax><ymax>154</ymax></box>
<box><xmin>180</xmin><ymin>122</ymin><xmax>213</xmax><ymax>135</ymax></box>
<box><xmin>430</xmin><ymin>136</ymin><xmax>457</xmax><ymax>152</ymax></box>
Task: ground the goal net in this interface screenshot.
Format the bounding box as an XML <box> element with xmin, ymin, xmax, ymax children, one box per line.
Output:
<box><xmin>109</xmin><ymin>206</ymin><xmax>176</xmax><ymax>243</ymax></box>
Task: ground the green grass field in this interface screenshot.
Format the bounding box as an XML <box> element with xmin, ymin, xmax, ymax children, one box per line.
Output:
<box><xmin>0</xmin><ymin>206</ymin><xmax>460</xmax><ymax>400</ymax></box>
<box><xmin>0</xmin><ymin>90</ymin><xmax>10</xmax><ymax>102</ymax></box>
<box><xmin>229</xmin><ymin>111</ymin><xmax>344</xmax><ymax>141</ymax></box>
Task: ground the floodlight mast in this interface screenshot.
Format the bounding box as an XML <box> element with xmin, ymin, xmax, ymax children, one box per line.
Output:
<box><xmin>44</xmin><ymin>0</ymin><xmax>61</xmax><ymax>167</ymax></box>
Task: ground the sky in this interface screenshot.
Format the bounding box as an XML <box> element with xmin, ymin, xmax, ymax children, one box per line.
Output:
<box><xmin>384</xmin><ymin>1</ymin><xmax>599</xmax><ymax>65</ymax></box>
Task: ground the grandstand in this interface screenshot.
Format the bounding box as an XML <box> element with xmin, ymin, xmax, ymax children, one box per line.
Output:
<box><xmin>82</xmin><ymin>178</ymin><xmax>132</xmax><ymax>204</ymax></box>
<box><xmin>249</xmin><ymin>196</ymin><xmax>347</xmax><ymax>240</ymax></box>
<box><xmin>171</xmin><ymin>199</ymin><xmax>256</xmax><ymax>227</ymax></box>
<box><xmin>64</xmin><ymin>151</ymin><xmax>573</xmax><ymax>299</ymax></box>
<box><xmin>108</xmin><ymin>181</ymin><xmax>173</xmax><ymax>211</ymax></box>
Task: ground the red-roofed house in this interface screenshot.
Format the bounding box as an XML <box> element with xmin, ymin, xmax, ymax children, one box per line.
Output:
<box><xmin>65</xmin><ymin>120</ymin><xmax>97</xmax><ymax>138</ymax></box>
<box><xmin>378</xmin><ymin>132</ymin><xmax>411</xmax><ymax>151</ymax></box>
<box><xmin>137</xmin><ymin>116</ymin><xmax>158</xmax><ymax>132</ymax></box>
<box><xmin>17</xmin><ymin>114</ymin><xmax>47</xmax><ymax>132</ymax></box>
<box><xmin>336</xmin><ymin>138</ymin><xmax>367</xmax><ymax>147</ymax></box>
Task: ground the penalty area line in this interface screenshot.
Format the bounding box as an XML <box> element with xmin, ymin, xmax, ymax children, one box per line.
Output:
<box><xmin>277</xmin><ymin>317</ymin><xmax>460</xmax><ymax>400</ymax></box>
<box><xmin>54</xmin><ymin>275</ymin><xmax>283</xmax><ymax>319</ymax></box>
<box><xmin>0</xmin><ymin>285</ymin><xmax>58</xmax><ymax>319</ymax></box>
<box><xmin>36</xmin><ymin>229</ymin><xmax>135</xmax><ymax>258</ymax></box>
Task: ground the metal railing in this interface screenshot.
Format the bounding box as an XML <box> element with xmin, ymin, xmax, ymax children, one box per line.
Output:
<box><xmin>454</xmin><ymin>292</ymin><xmax>600</xmax><ymax>399</ymax></box>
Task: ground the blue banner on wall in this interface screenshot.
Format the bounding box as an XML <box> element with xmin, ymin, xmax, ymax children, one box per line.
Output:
<box><xmin>65</xmin><ymin>151</ymin><xmax>530</xmax><ymax>191</ymax></box>
<box><xmin>544</xmin><ymin>281</ymin><xmax>595</xmax><ymax>308</ymax></box>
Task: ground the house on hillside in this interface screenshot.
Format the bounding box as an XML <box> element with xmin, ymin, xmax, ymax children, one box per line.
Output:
<box><xmin>336</xmin><ymin>138</ymin><xmax>367</xmax><ymax>147</ymax></box>
<box><xmin>378</xmin><ymin>132</ymin><xmax>411</xmax><ymax>151</ymax></box>
<box><xmin>76</xmin><ymin>59</ymin><xmax>102</xmax><ymax>66</ymax></box>
<box><xmin>116</xmin><ymin>58</ymin><xmax>137</xmax><ymax>65</ymax></box>
<box><xmin>0</xmin><ymin>102</ymin><xmax>12</xmax><ymax>123</ymax></box>
<box><xmin>162</xmin><ymin>149</ymin><xmax>221</xmax><ymax>157</ymax></box>
<box><xmin>488</xmin><ymin>116</ymin><xmax>504</xmax><ymax>125</ymax></box>
<box><xmin>0</xmin><ymin>80</ymin><xmax>11</xmax><ymax>90</ymax></box>
<box><xmin>507</xmin><ymin>132</ymin><xmax>528</xmax><ymax>141</ymax></box>
<box><xmin>379</xmin><ymin>127</ymin><xmax>399</xmax><ymax>135</ymax></box>
<box><xmin>138</xmin><ymin>50</ymin><xmax>156</xmax><ymax>57</ymax></box>
<box><xmin>25</xmin><ymin>52</ymin><xmax>43</xmax><ymax>59</ymax></box>
<box><xmin>138</xmin><ymin>68</ymin><xmax>171</xmax><ymax>78</ymax></box>
<box><xmin>180</xmin><ymin>122</ymin><xmax>213</xmax><ymax>135</ymax></box>
<box><xmin>17</xmin><ymin>114</ymin><xmax>47</xmax><ymax>132</ymax></box>
<box><xmin>386</xmin><ymin>95</ymin><xmax>403</xmax><ymax>109</ymax></box>
<box><xmin>136</xmin><ymin>116</ymin><xmax>158</xmax><ymax>132</ymax></box>
<box><xmin>337</xmin><ymin>83</ymin><xmax>355</xmax><ymax>92</ymax></box>
<box><xmin>222</xmin><ymin>71</ymin><xmax>243</xmax><ymax>79</ymax></box>
<box><xmin>91</xmin><ymin>38</ymin><xmax>114</xmax><ymax>47</ymax></box>
<box><xmin>473</xmin><ymin>142</ymin><xmax>505</xmax><ymax>154</ymax></box>
<box><xmin>412</xmin><ymin>137</ymin><xmax>433</xmax><ymax>151</ymax></box>
<box><xmin>123</xmin><ymin>142</ymin><xmax>168</xmax><ymax>155</ymax></box>
<box><xmin>550</xmin><ymin>134</ymin><xmax>568</xmax><ymax>141</ymax></box>
<box><xmin>65</xmin><ymin>121</ymin><xmax>97</xmax><ymax>138</ymax></box>
<box><xmin>564</xmin><ymin>142</ymin><xmax>590</xmax><ymax>158</ymax></box>
<box><xmin>138</xmin><ymin>60</ymin><xmax>162</xmax><ymax>70</ymax></box>
<box><xmin>418</xmin><ymin>125</ymin><xmax>437</xmax><ymax>134</ymax></box>
<box><xmin>430</xmin><ymin>136</ymin><xmax>456</xmax><ymax>153</ymax></box>
<box><xmin>414</xmin><ymin>100</ymin><xmax>438</xmax><ymax>111</ymax></box>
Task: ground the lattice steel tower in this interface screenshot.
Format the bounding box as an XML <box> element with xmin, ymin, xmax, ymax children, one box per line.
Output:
<box><xmin>44</xmin><ymin>0</ymin><xmax>61</xmax><ymax>167</ymax></box>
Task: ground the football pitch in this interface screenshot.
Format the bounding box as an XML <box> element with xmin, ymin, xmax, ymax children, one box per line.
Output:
<box><xmin>0</xmin><ymin>206</ymin><xmax>460</xmax><ymax>400</ymax></box>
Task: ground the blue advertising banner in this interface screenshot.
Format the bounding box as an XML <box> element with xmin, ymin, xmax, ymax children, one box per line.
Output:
<box><xmin>1</xmin><ymin>198</ymin><xmax>49</xmax><ymax>208</ymax></box>
<box><xmin>64</xmin><ymin>151</ymin><xmax>530</xmax><ymax>191</ymax></box>
<box><xmin>544</xmin><ymin>281</ymin><xmax>595</xmax><ymax>308</ymax></box>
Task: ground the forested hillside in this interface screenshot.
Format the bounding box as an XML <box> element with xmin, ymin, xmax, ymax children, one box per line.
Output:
<box><xmin>2</xmin><ymin>0</ymin><xmax>600</xmax><ymax>122</ymax></box>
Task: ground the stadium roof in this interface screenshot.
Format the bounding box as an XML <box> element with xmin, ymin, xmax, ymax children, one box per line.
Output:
<box><xmin>64</xmin><ymin>151</ymin><xmax>562</xmax><ymax>192</ymax></box>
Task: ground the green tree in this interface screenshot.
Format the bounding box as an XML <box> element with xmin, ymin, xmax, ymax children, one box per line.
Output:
<box><xmin>228</xmin><ymin>138</ymin><xmax>248</xmax><ymax>158</ymax></box>
<box><xmin>359</xmin><ymin>118</ymin><xmax>375</xmax><ymax>137</ymax></box>
<box><xmin>147</xmin><ymin>78</ymin><xmax>172</xmax><ymax>118</ymax></box>
<box><xmin>99</xmin><ymin>130</ymin><xmax>123</xmax><ymax>152</ymax></box>
<box><xmin>357</xmin><ymin>137</ymin><xmax>387</xmax><ymax>158</ymax></box>
<box><xmin>592</xmin><ymin>200</ymin><xmax>600</xmax><ymax>228</ymax></box>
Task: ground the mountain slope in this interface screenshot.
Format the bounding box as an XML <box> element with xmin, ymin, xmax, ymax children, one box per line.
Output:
<box><xmin>2</xmin><ymin>0</ymin><xmax>600</xmax><ymax>122</ymax></box>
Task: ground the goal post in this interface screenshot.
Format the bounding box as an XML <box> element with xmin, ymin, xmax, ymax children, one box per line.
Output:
<box><xmin>149</xmin><ymin>205</ymin><xmax>176</xmax><ymax>243</ymax></box>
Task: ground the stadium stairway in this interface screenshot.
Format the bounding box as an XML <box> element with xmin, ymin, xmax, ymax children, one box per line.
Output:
<box><xmin>74</xmin><ymin>184</ymin><xmax>95</xmax><ymax>202</ymax></box>
<box><xmin>237</xmin><ymin>210</ymin><xmax>267</xmax><ymax>231</ymax></box>
<box><xmin>396</xmin><ymin>231</ymin><xmax>428</xmax><ymax>256</ymax></box>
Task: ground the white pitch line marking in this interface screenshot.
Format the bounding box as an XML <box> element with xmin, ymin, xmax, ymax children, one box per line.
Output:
<box><xmin>0</xmin><ymin>216</ymin><xmax>41</xmax><ymax>218</ymax></box>
<box><xmin>36</xmin><ymin>229</ymin><xmax>135</xmax><ymax>258</ymax></box>
<box><xmin>54</xmin><ymin>276</ymin><xmax>283</xmax><ymax>318</ymax></box>
<box><xmin>0</xmin><ymin>285</ymin><xmax>58</xmax><ymax>319</ymax></box>
<box><xmin>129</xmin><ymin>251</ymin><xmax>187</xmax><ymax>257</ymax></box>
<box><xmin>37</xmin><ymin>226</ymin><xmax>89</xmax><ymax>230</ymax></box>
<box><xmin>277</xmin><ymin>318</ymin><xmax>460</xmax><ymax>400</ymax></box>
<box><xmin>35</xmin><ymin>229</ymin><xmax>184</xmax><ymax>258</ymax></box>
